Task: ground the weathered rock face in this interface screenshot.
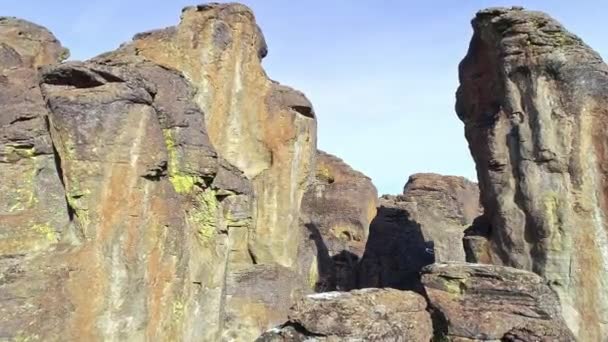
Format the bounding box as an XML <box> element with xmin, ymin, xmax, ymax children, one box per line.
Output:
<box><xmin>1</xmin><ymin>4</ymin><xmax>319</xmax><ymax>341</ymax></box>
<box><xmin>101</xmin><ymin>3</ymin><xmax>317</xmax><ymax>270</ymax></box>
<box><xmin>0</xmin><ymin>18</ymin><xmax>72</xmax><ymax>339</ymax></box>
<box><xmin>38</xmin><ymin>59</ymin><xmax>260</xmax><ymax>341</ymax></box>
<box><xmin>422</xmin><ymin>263</ymin><xmax>575</xmax><ymax>341</ymax></box>
<box><xmin>456</xmin><ymin>7</ymin><xmax>608</xmax><ymax>339</ymax></box>
<box><xmin>0</xmin><ymin>17</ymin><xmax>70</xmax><ymax>255</ymax></box>
<box><xmin>358</xmin><ymin>173</ymin><xmax>480</xmax><ymax>290</ymax></box>
<box><xmin>301</xmin><ymin>150</ymin><xmax>378</xmax><ymax>291</ymax></box>
<box><xmin>0</xmin><ymin>17</ymin><xmax>69</xmax><ymax>69</ymax></box>
<box><xmin>256</xmin><ymin>288</ymin><xmax>433</xmax><ymax>342</ymax></box>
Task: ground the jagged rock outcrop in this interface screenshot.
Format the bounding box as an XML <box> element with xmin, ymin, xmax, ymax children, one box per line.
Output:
<box><xmin>0</xmin><ymin>4</ymin><xmax>321</xmax><ymax>341</ymax></box>
<box><xmin>456</xmin><ymin>7</ymin><xmax>608</xmax><ymax>339</ymax></box>
<box><xmin>92</xmin><ymin>9</ymin><xmax>321</xmax><ymax>335</ymax></box>
<box><xmin>0</xmin><ymin>18</ymin><xmax>72</xmax><ymax>339</ymax></box>
<box><xmin>0</xmin><ymin>17</ymin><xmax>70</xmax><ymax>255</ymax></box>
<box><xmin>301</xmin><ymin>150</ymin><xmax>378</xmax><ymax>291</ymax></box>
<box><xmin>256</xmin><ymin>288</ymin><xmax>433</xmax><ymax>342</ymax></box>
<box><xmin>422</xmin><ymin>263</ymin><xmax>575</xmax><ymax>341</ymax></box>
<box><xmin>358</xmin><ymin>173</ymin><xmax>481</xmax><ymax>290</ymax></box>
<box><xmin>39</xmin><ymin>59</ymin><xmax>260</xmax><ymax>341</ymax></box>
<box><xmin>99</xmin><ymin>3</ymin><xmax>317</xmax><ymax>270</ymax></box>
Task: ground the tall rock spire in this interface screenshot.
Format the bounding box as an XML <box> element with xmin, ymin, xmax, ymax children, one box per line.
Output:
<box><xmin>457</xmin><ymin>7</ymin><xmax>608</xmax><ymax>340</ymax></box>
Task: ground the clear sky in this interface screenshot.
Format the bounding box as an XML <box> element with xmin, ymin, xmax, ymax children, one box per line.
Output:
<box><xmin>3</xmin><ymin>1</ymin><xmax>607</xmax><ymax>194</ymax></box>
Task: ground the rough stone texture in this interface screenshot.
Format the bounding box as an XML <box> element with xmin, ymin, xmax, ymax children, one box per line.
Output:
<box><xmin>256</xmin><ymin>288</ymin><xmax>433</xmax><ymax>342</ymax></box>
<box><xmin>100</xmin><ymin>3</ymin><xmax>318</xmax><ymax>271</ymax></box>
<box><xmin>422</xmin><ymin>263</ymin><xmax>575</xmax><ymax>341</ymax></box>
<box><xmin>358</xmin><ymin>173</ymin><xmax>481</xmax><ymax>290</ymax></box>
<box><xmin>0</xmin><ymin>18</ymin><xmax>72</xmax><ymax>340</ymax></box>
<box><xmin>301</xmin><ymin>150</ymin><xmax>378</xmax><ymax>291</ymax></box>
<box><xmin>93</xmin><ymin>7</ymin><xmax>320</xmax><ymax>335</ymax></box>
<box><xmin>0</xmin><ymin>17</ymin><xmax>69</xmax><ymax>69</ymax></box>
<box><xmin>456</xmin><ymin>7</ymin><xmax>608</xmax><ymax>339</ymax></box>
<box><xmin>0</xmin><ymin>5</ymin><xmax>318</xmax><ymax>341</ymax></box>
<box><xmin>37</xmin><ymin>59</ymin><xmax>258</xmax><ymax>341</ymax></box>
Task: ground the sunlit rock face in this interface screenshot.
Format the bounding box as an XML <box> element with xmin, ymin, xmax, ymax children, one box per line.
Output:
<box><xmin>104</xmin><ymin>3</ymin><xmax>318</xmax><ymax>271</ymax></box>
<box><xmin>456</xmin><ymin>7</ymin><xmax>608</xmax><ymax>340</ymax></box>
<box><xmin>422</xmin><ymin>263</ymin><xmax>575</xmax><ymax>341</ymax></box>
<box><xmin>256</xmin><ymin>288</ymin><xmax>433</xmax><ymax>342</ymax></box>
<box><xmin>0</xmin><ymin>4</ymin><xmax>321</xmax><ymax>341</ymax></box>
<box><xmin>92</xmin><ymin>4</ymin><xmax>319</xmax><ymax>339</ymax></box>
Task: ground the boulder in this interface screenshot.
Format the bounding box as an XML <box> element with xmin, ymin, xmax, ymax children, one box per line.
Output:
<box><xmin>256</xmin><ymin>288</ymin><xmax>433</xmax><ymax>342</ymax></box>
<box><xmin>422</xmin><ymin>263</ymin><xmax>575</xmax><ymax>341</ymax></box>
<box><xmin>0</xmin><ymin>18</ymin><xmax>71</xmax><ymax>340</ymax></box>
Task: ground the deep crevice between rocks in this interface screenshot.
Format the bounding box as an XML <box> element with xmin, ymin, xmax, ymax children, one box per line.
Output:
<box><xmin>283</xmin><ymin>321</ymin><xmax>327</xmax><ymax>338</ymax></box>
<box><xmin>44</xmin><ymin>114</ymin><xmax>75</xmax><ymax>222</ymax></box>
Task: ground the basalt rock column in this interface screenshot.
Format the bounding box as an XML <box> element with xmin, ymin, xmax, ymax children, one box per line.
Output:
<box><xmin>456</xmin><ymin>7</ymin><xmax>608</xmax><ymax>339</ymax></box>
<box><xmin>105</xmin><ymin>3</ymin><xmax>318</xmax><ymax>269</ymax></box>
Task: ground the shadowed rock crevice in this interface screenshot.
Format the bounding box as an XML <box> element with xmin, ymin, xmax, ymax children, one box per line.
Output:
<box><xmin>300</xmin><ymin>150</ymin><xmax>378</xmax><ymax>292</ymax></box>
<box><xmin>305</xmin><ymin>223</ymin><xmax>334</xmax><ymax>292</ymax></box>
<box><xmin>358</xmin><ymin>173</ymin><xmax>481</xmax><ymax>291</ymax></box>
<box><xmin>358</xmin><ymin>205</ymin><xmax>432</xmax><ymax>291</ymax></box>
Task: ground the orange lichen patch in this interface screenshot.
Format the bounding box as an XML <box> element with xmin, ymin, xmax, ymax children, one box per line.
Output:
<box><xmin>97</xmin><ymin>165</ymin><xmax>131</xmax><ymax>241</ymax></box>
<box><xmin>145</xmin><ymin>243</ymin><xmax>176</xmax><ymax>340</ymax></box>
<box><xmin>65</xmin><ymin>246</ymin><xmax>106</xmax><ymax>341</ymax></box>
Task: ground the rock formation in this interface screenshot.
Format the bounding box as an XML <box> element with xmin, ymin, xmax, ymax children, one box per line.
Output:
<box><xmin>457</xmin><ymin>7</ymin><xmax>608</xmax><ymax>339</ymax></box>
<box><xmin>256</xmin><ymin>289</ymin><xmax>433</xmax><ymax>342</ymax></box>
<box><xmin>0</xmin><ymin>17</ymin><xmax>72</xmax><ymax>340</ymax></box>
<box><xmin>358</xmin><ymin>173</ymin><xmax>480</xmax><ymax>290</ymax></box>
<box><xmin>0</xmin><ymin>3</ymin><xmax>599</xmax><ymax>342</ymax></box>
<box><xmin>422</xmin><ymin>263</ymin><xmax>575</xmax><ymax>341</ymax></box>
<box><xmin>0</xmin><ymin>4</ymin><xmax>326</xmax><ymax>341</ymax></box>
<box><xmin>300</xmin><ymin>150</ymin><xmax>378</xmax><ymax>291</ymax></box>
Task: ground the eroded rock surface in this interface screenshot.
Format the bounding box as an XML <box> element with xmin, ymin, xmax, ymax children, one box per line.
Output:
<box><xmin>0</xmin><ymin>18</ymin><xmax>71</xmax><ymax>339</ymax></box>
<box><xmin>256</xmin><ymin>288</ymin><xmax>433</xmax><ymax>342</ymax></box>
<box><xmin>1</xmin><ymin>4</ymin><xmax>318</xmax><ymax>341</ymax></box>
<box><xmin>422</xmin><ymin>263</ymin><xmax>575</xmax><ymax>341</ymax></box>
<box><xmin>359</xmin><ymin>173</ymin><xmax>480</xmax><ymax>290</ymax></box>
<box><xmin>100</xmin><ymin>3</ymin><xmax>318</xmax><ymax>270</ymax></box>
<box><xmin>301</xmin><ymin>150</ymin><xmax>378</xmax><ymax>291</ymax></box>
<box><xmin>456</xmin><ymin>7</ymin><xmax>608</xmax><ymax>339</ymax></box>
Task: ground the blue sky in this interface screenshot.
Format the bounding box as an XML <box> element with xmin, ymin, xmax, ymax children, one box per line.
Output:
<box><xmin>3</xmin><ymin>1</ymin><xmax>607</xmax><ymax>194</ymax></box>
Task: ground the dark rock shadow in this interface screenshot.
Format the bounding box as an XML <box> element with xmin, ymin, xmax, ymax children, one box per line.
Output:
<box><xmin>305</xmin><ymin>223</ymin><xmax>335</xmax><ymax>292</ymax></box>
<box><xmin>332</xmin><ymin>250</ymin><xmax>359</xmax><ymax>291</ymax></box>
<box><xmin>305</xmin><ymin>223</ymin><xmax>360</xmax><ymax>292</ymax></box>
<box><xmin>357</xmin><ymin>205</ymin><xmax>435</xmax><ymax>293</ymax></box>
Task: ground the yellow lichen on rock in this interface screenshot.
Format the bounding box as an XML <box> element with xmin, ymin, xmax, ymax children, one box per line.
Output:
<box><xmin>125</xmin><ymin>4</ymin><xmax>317</xmax><ymax>267</ymax></box>
<box><xmin>190</xmin><ymin>189</ymin><xmax>219</xmax><ymax>244</ymax></box>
